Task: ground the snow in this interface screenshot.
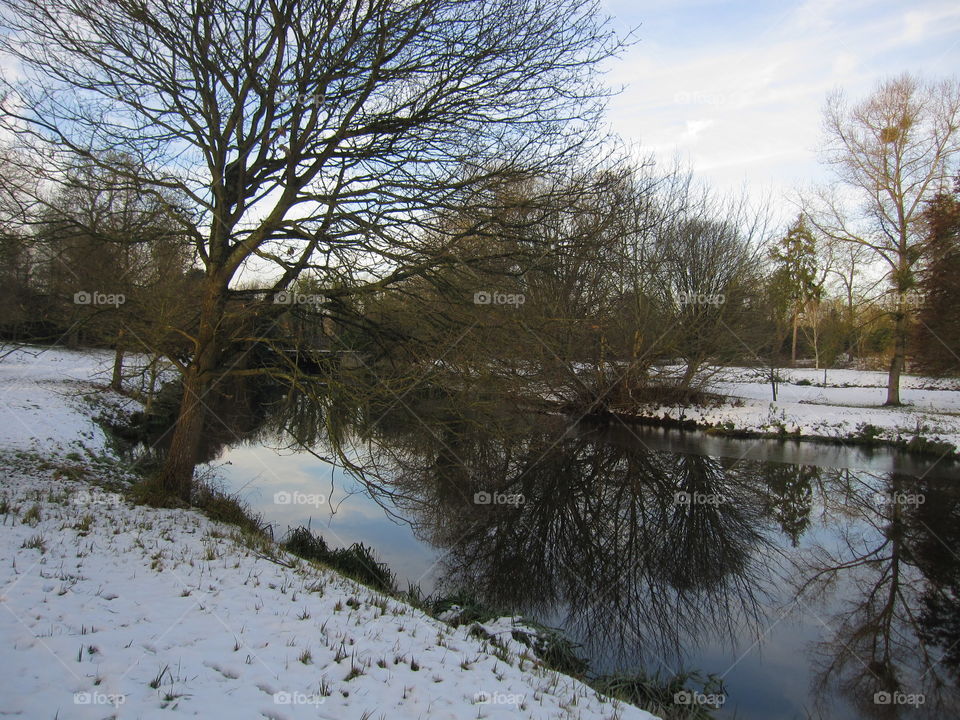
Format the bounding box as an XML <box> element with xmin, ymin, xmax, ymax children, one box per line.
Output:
<box><xmin>635</xmin><ymin>366</ymin><xmax>960</xmax><ymax>455</ymax></box>
<box><xmin>0</xmin><ymin>346</ymin><xmax>136</xmax><ymax>457</ymax></box>
<box><xmin>0</xmin><ymin>346</ymin><xmax>658</xmax><ymax>720</ymax></box>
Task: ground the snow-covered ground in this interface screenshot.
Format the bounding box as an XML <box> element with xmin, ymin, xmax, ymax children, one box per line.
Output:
<box><xmin>0</xmin><ymin>346</ymin><xmax>134</xmax><ymax>457</ymax></box>
<box><xmin>634</xmin><ymin>366</ymin><xmax>960</xmax><ymax>455</ymax></box>
<box><xmin>0</xmin><ymin>346</ymin><xmax>657</xmax><ymax>720</ymax></box>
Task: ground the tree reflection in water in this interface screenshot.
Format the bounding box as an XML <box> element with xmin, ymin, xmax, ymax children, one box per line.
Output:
<box><xmin>287</xmin><ymin>394</ymin><xmax>784</xmax><ymax>667</ymax></box>
<box><xmin>209</xmin><ymin>384</ymin><xmax>960</xmax><ymax>717</ymax></box>
<box><xmin>791</xmin><ymin>467</ymin><xmax>960</xmax><ymax>719</ymax></box>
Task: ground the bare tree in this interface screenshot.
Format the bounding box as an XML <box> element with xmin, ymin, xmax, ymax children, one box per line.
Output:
<box><xmin>27</xmin><ymin>160</ymin><xmax>195</xmax><ymax>386</ymax></box>
<box><xmin>647</xmin><ymin>192</ymin><xmax>768</xmax><ymax>394</ymax></box>
<box><xmin>0</xmin><ymin>0</ymin><xmax>623</xmax><ymax>499</ymax></box>
<box><xmin>806</xmin><ymin>74</ymin><xmax>960</xmax><ymax>404</ymax></box>
<box><xmin>822</xmin><ymin>237</ymin><xmax>874</xmax><ymax>363</ymax></box>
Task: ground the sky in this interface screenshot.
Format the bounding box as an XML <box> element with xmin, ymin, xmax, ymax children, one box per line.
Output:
<box><xmin>600</xmin><ymin>0</ymin><xmax>960</xmax><ymax>222</ymax></box>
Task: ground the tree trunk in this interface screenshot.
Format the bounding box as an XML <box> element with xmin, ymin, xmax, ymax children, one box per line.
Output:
<box><xmin>157</xmin><ymin>276</ymin><xmax>225</xmax><ymax>501</ymax></box>
<box><xmin>812</xmin><ymin>303</ymin><xmax>820</xmax><ymax>370</ymax></box>
<box><xmin>845</xmin><ymin>286</ymin><xmax>857</xmax><ymax>363</ymax></box>
<box><xmin>626</xmin><ymin>329</ymin><xmax>646</xmax><ymax>399</ymax></box>
<box><xmin>679</xmin><ymin>360</ymin><xmax>699</xmax><ymax>396</ymax></box>
<box><xmin>110</xmin><ymin>328</ymin><xmax>126</xmax><ymax>391</ymax></box>
<box><xmin>885</xmin><ymin>293</ymin><xmax>906</xmax><ymax>406</ymax></box>
<box><xmin>145</xmin><ymin>354</ymin><xmax>160</xmax><ymax>413</ymax></box>
<box><xmin>791</xmin><ymin>310</ymin><xmax>799</xmax><ymax>365</ymax></box>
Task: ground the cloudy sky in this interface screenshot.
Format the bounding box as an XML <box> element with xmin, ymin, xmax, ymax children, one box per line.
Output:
<box><xmin>601</xmin><ymin>0</ymin><xmax>960</xmax><ymax>219</ymax></box>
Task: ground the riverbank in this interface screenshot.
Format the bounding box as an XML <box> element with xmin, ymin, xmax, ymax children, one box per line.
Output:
<box><xmin>0</xmin><ymin>346</ymin><xmax>657</xmax><ymax>720</ymax></box>
<box><xmin>616</xmin><ymin>366</ymin><xmax>960</xmax><ymax>459</ymax></box>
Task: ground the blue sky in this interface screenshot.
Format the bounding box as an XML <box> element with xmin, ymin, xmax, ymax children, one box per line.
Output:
<box><xmin>600</xmin><ymin>0</ymin><xmax>960</xmax><ymax>219</ymax></box>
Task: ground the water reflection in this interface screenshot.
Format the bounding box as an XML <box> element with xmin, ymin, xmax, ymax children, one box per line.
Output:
<box><xmin>793</xmin><ymin>469</ymin><xmax>960</xmax><ymax>719</ymax></box>
<box><xmin>340</xmin><ymin>398</ymin><xmax>958</xmax><ymax>717</ymax></box>
<box><xmin>176</xmin><ymin>383</ymin><xmax>960</xmax><ymax>718</ymax></box>
<box><xmin>351</xmin><ymin>412</ymin><xmax>778</xmax><ymax>668</ymax></box>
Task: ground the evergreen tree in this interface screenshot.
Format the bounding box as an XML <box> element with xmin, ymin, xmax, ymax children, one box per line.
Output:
<box><xmin>914</xmin><ymin>186</ymin><xmax>960</xmax><ymax>375</ymax></box>
<box><xmin>770</xmin><ymin>215</ymin><xmax>819</xmax><ymax>364</ymax></box>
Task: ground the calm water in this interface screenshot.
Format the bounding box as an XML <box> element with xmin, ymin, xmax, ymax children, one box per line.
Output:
<box><xmin>210</xmin><ymin>412</ymin><xmax>960</xmax><ymax>720</ymax></box>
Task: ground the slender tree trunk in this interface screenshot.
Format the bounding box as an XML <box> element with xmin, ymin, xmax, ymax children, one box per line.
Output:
<box><xmin>791</xmin><ymin>310</ymin><xmax>799</xmax><ymax>365</ymax></box>
<box><xmin>110</xmin><ymin>328</ymin><xmax>125</xmax><ymax>392</ymax></box>
<box><xmin>145</xmin><ymin>354</ymin><xmax>160</xmax><ymax>413</ymax></box>
<box><xmin>885</xmin><ymin>293</ymin><xmax>906</xmax><ymax>406</ymax></box>
<box><xmin>812</xmin><ymin>302</ymin><xmax>820</xmax><ymax>370</ymax></box>
<box><xmin>157</xmin><ymin>276</ymin><xmax>225</xmax><ymax>501</ymax></box>
<box><xmin>845</xmin><ymin>284</ymin><xmax>857</xmax><ymax>363</ymax></box>
<box><xmin>626</xmin><ymin>329</ymin><xmax>646</xmax><ymax>399</ymax></box>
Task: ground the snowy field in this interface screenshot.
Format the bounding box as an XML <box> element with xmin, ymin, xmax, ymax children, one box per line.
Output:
<box><xmin>0</xmin><ymin>346</ymin><xmax>132</xmax><ymax>457</ymax></box>
<box><xmin>0</xmin><ymin>346</ymin><xmax>656</xmax><ymax>720</ymax></box>
<box><xmin>636</xmin><ymin>366</ymin><xmax>960</xmax><ymax>455</ymax></box>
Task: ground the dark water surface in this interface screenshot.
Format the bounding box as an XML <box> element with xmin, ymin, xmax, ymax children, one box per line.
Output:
<box><xmin>211</xmin><ymin>413</ymin><xmax>960</xmax><ymax>720</ymax></box>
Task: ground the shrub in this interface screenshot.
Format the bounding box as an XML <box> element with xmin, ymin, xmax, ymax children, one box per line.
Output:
<box><xmin>192</xmin><ymin>481</ymin><xmax>266</xmax><ymax>536</ymax></box>
<box><xmin>282</xmin><ymin>525</ymin><xmax>329</xmax><ymax>561</ymax></box>
<box><xmin>429</xmin><ymin>591</ymin><xmax>505</xmax><ymax>626</ymax></box>
<box><xmin>281</xmin><ymin>526</ymin><xmax>396</xmax><ymax>593</ymax></box>
<box><xmin>130</xmin><ymin>474</ymin><xmax>267</xmax><ymax>537</ymax></box>
<box><xmin>593</xmin><ymin>669</ymin><xmax>725</xmax><ymax>720</ymax></box>
<box><xmin>511</xmin><ymin>622</ymin><xmax>588</xmax><ymax>676</ymax></box>
<box><xmin>854</xmin><ymin>423</ymin><xmax>883</xmax><ymax>443</ymax></box>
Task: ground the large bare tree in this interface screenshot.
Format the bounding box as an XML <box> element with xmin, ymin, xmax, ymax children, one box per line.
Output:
<box><xmin>807</xmin><ymin>74</ymin><xmax>960</xmax><ymax>405</ymax></box>
<box><xmin>0</xmin><ymin>0</ymin><xmax>622</xmax><ymax>499</ymax></box>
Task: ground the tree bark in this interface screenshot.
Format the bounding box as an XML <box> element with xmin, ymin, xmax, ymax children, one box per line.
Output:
<box><xmin>811</xmin><ymin>301</ymin><xmax>820</xmax><ymax>370</ymax></box>
<box><xmin>885</xmin><ymin>293</ymin><xmax>906</xmax><ymax>406</ymax></box>
<box><xmin>679</xmin><ymin>359</ymin><xmax>700</xmax><ymax>396</ymax></box>
<box><xmin>157</xmin><ymin>276</ymin><xmax>225</xmax><ymax>501</ymax></box>
<box><xmin>145</xmin><ymin>354</ymin><xmax>159</xmax><ymax>413</ymax></box>
<box><xmin>110</xmin><ymin>328</ymin><xmax>125</xmax><ymax>392</ymax></box>
<box><xmin>791</xmin><ymin>310</ymin><xmax>799</xmax><ymax>365</ymax></box>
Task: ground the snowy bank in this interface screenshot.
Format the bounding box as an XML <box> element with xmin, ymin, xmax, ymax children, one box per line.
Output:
<box><xmin>0</xmin><ymin>347</ymin><xmax>658</xmax><ymax>720</ymax></box>
<box><xmin>0</xmin><ymin>346</ymin><xmax>136</xmax><ymax>458</ymax></box>
<box><xmin>626</xmin><ymin>366</ymin><xmax>960</xmax><ymax>456</ymax></box>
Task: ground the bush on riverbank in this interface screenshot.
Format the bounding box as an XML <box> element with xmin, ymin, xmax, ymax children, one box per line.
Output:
<box><xmin>594</xmin><ymin>670</ymin><xmax>726</xmax><ymax>720</ymax></box>
<box><xmin>282</xmin><ymin>525</ymin><xmax>397</xmax><ymax>593</ymax></box>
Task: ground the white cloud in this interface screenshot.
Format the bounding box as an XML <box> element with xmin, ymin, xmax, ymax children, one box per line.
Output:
<box><xmin>681</xmin><ymin>119</ymin><xmax>714</xmax><ymax>142</ymax></box>
<box><xmin>604</xmin><ymin>0</ymin><xmax>960</xmax><ymax>219</ymax></box>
